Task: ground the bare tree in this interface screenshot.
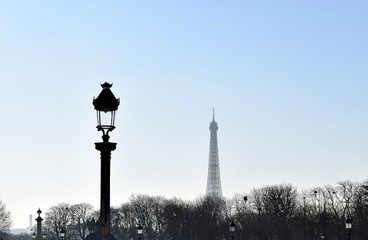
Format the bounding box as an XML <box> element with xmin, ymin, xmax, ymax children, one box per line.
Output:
<box><xmin>114</xmin><ymin>202</ymin><xmax>135</xmax><ymax>240</ymax></box>
<box><xmin>69</xmin><ymin>203</ymin><xmax>94</xmax><ymax>240</ymax></box>
<box><xmin>162</xmin><ymin>198</ymin><xmax>194</xmax><ymax>240</ymax></box>
<box><xmin>43</xmin><ymin>203</ymin><xmax>71</xmax><ymax>240</ymax></box>
<box><xmin>250</xmin><ymin>184</ymin><xmax>298</xmax><ymax>240</ymax></box>
<box><xmin>192</xmin><ymin>196</ymin><xmax>226</xmax><ymax>240</ymax></box>
<box><xmin>0</xmin><ymin>198</ymin><xmax>13</xmax><ymax>233</ymax></box>
<box><xmin>225</xmin><ymin>194</ymin><xmax>253</xmax><ymax>240</ymax></box>
<box><xmin>129</xmin><ymin>194</ymin><xmax>167</xmax><ymax>240</ymax></box>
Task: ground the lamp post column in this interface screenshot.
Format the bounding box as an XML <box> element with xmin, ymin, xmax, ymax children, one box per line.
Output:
<box><xmin>95</xmin><ymin>136</ymin><xmax>116</xmax><ymax>240</ymax></box>
<box><xmin>35</xmin><ymin>209</ymin><xmax>43</xmax><ymax>240</ymax></box>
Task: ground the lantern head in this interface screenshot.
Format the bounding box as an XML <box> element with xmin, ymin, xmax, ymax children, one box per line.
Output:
<box><xmin>229</xmin><ymin>220</ymin><xmax>236</xmax><ymax>232</ymax></box>
<box><xmin>93</xmin><ymin>82</ymin><xmax>120</xmax><ymax>135</ymax></box>
<box><xmin>137</xmin><ymin>224</ymin><xmax>143</xmax><ymax>235</ymax></box>
<box><xmin>60</xmin><ymin>228</ymin><xmax>65</xmax><ymax>238</ymax></box>
<box><xmin>345</xmin><ymin>216</ymin><xmax>352</xmax><ymax>229</ymax></box>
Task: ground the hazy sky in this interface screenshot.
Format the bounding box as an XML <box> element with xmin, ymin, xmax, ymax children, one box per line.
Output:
<box><xmin>1</xmin><ymin>1</ymin><xmax>367</xmax><ymax>229</ymax></box>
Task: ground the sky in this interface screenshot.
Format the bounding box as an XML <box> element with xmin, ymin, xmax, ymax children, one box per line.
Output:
<box><xmin>0</xmin><ymin>1</ymin><xmax>367</xmax><ymax>229</ymax></box>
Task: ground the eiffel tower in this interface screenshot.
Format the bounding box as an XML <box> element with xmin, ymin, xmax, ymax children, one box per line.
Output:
<box><xmin>206</xmin><ymin>109</ymin><xmax>223</xmax><ymax>198</ymax></box>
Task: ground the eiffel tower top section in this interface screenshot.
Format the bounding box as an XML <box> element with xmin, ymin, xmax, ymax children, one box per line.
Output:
<box><xmin>206</xmin><ymin>108</ymin><xmax>223</xmax><ymax>198</ymax></box>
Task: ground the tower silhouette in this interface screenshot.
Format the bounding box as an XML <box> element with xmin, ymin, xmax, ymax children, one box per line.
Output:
<box><xmin>206</xmin><ymin>109</ymin><xmax>223</xmax><ymax>198</ymax></box>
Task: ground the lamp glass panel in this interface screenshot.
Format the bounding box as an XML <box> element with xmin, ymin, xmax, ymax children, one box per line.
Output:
<box><xmin>97</xmin><ymin>111</ymin><xmax>115</xmax><ymax>128</ymax></box>
<box><xmin>346</xmin><ymin>222</ymin><xmax>352</xmax><ymax>229</ymax></box>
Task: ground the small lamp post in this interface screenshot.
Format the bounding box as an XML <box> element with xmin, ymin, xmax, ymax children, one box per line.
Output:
<box><xmin>345</xmin><ymin>216</ymin><xmax>352</xmax><ymax>240</ymax></box>
<box><xmin>137</xmin><ymin>224</ymin><xmax>143</xmax><ymax>240</ymax></box>
<box><xmin>87</xmin><ymin>218</ymin><xmax>97</xmax><ymax>234</ymax></box>
<box><xmin>35</xmin><ymin>209</ymin><xmax>43</xmax><ymax>240</ymax></box>
<box><xmin>60</xmin><ymin>228</ymin><xmax>65</xmax><ymax>240</ymax></box>
<box><xmin>93</xmin><ymin>82</ymin><xmax>120</xmax><ymax>240</ymax></box>
<box><xmin>229</xmin><ymin>220</ymin><xmax>236</xmax><ymax>240</ymax></box>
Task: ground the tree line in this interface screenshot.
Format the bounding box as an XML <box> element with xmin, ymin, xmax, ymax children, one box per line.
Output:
<box><xmin>2</xmin><ymin>179</ymin><xmax>368</xmax><ymax>240</ymax></box>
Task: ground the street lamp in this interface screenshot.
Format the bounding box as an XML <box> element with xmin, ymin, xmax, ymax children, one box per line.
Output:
<box><xmin>229</xmin><ymin>220</ymin><xmax>236</xmax><ymax>240</ymax></box>
<box><xmin>137</xmin><ymin>224</ymin><xmax>143</xmax><ymax>240</ymax></box>
<box><xmin>35</xmin><ymin>208</ymin><xmax>43</xmax><ymax>240</ymax></box>
<box><xmin>60</xmin><ymin>228</ymin><xmax>65</xmax><ymax>240</ymax></box>
<box><xmin>345</xmin><ymin>216</ymin><xmax>352</xmax><ymax>240</ymax></box>
<box><xmin>93</xmin><ymin>82</ymin><xmax>120</xmax><ymax>240</ymax></box>
<box><xmin>87</xmin><ymin>218</ymin><xmax>96</xmax><ymax>234</ymax></box>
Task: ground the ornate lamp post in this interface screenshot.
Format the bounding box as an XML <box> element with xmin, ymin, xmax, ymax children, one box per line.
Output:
<box><xmin>35</xmin><ymin>209</ymin><xmax>43</xmax><ymax>240</ymax></box>
<box><xmin>229</xmin><ymin>220</ymin><xmax>236</xmax><ymax>240</ymax></box>
<box><xmin>345</xmin><ymin>216</ymin><xmax>352</xmax><ymax>240</ymax></box>
<box><xmin>60</xmin><ymin>228</ymin><xmax>65</xmax><ymax>240</ymax></box>
<box><xmin>93</xmin><ymin>82</ymin><xmax>120</xmax><ymax>240</ymax></box>
<box><xmin>137</xmin><ymin>224</ymin><xmax>143</xmax><ymax>240</ymax></box>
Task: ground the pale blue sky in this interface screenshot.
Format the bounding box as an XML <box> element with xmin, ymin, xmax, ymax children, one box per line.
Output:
<box><xmin>0</xmin><ymin>1</ymin><xmax>367</xmax><ymax>228</ymax></box>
